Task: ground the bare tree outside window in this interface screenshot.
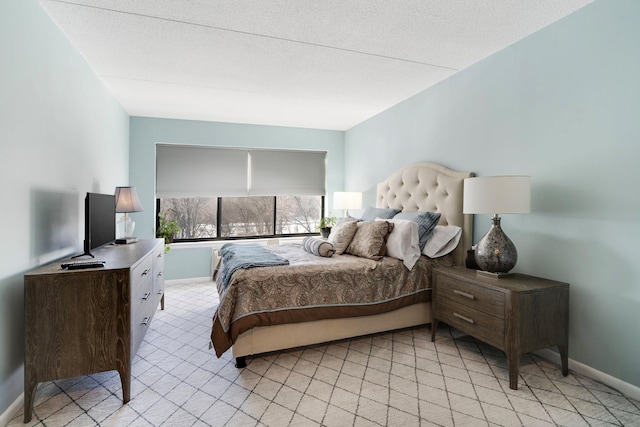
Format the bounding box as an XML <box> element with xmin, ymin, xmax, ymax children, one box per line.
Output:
<box><xmin>276</xmin><ymin>196</ymin><xmax>321</xmax><ymax>234</ymax></box>
<box><xmin>220</xmin><ymin>197</ymin><xmax>274</xmax><ymax>237</ymax></box>
<box><xmin>159</xmin><ymin>195</ymin><xmax>321</xmax><ymax>240</ymax></box>
<box><xmin>159</xmin><ymin>197</ymin><xmax>217</xmax><ymax>239</ymax></box>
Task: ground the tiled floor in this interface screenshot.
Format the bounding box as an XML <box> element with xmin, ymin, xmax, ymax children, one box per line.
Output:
<box><xmin>9</xmin><ymin>278</ymin><xmax>640</xmax><ymax>426</ymax></box>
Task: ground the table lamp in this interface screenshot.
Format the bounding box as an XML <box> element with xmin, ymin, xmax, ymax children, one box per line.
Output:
<box><xmin>333</xmin><ymin>191</ymin><xmax>362</xmax><ymax>217</ymax></box>
<box><xmin>463</xmin><ymin>176</ymin><xmax>531</xmax><ymax>276</ymax></box>
<box><xmin>115</xmin><ymin>186</ymin><xmax>144</xmax><ymax>243</ymax></box>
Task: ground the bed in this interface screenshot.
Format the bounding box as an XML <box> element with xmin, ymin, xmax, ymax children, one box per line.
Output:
<box><xmin>210</xmin><ymin>162</ymin><xmax>474</xmax><ymax>367</ymax></box>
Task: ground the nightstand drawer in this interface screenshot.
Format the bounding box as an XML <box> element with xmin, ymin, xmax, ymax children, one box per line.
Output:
<box><xmin>436</xmin><ymin>296</ymin><xmax>504</xmax><ymax>349</ymax></box>
<box><xmin>436</xmin><ymin>275</ymin><xmax>504</xmax><ymax>318</ymax></box>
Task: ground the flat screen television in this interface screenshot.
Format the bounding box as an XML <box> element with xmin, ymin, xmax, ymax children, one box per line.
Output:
<box><xmin>76</xmin><ymin>192</ymin><xmax>116</xmax><ymax>258</ymax></box>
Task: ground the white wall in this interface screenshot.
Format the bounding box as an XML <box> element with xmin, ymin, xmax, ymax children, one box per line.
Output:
<box><xmin>345</xmin><ymin>0</ymin><xmax>640</xmax><ymax>390</ymax></box>
<box><xmin>0</xmin><ymin>0</ymin><xmax>129</xmax><ymax>417</ymax></box>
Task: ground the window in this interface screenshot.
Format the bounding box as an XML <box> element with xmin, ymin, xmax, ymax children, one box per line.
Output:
<box><xmin>158</xmin><ymin>196</ymin><xmax>322</xmax><ymax>240</ymax></box>
<box><xmin>156</xmin><ymin>145</ymin><xmax>326</xmax><ymax>241</ymax></box>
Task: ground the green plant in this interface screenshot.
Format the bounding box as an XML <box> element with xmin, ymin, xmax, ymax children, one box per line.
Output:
<box><xmin>156</xmin><ymin>211</ymin><xmax>180</xmax><ymax>252</ymax></box>
<box><xmin>318</xmin><ymin>216</ymin><xmax>337</xmax><ymax>230</ymax></box>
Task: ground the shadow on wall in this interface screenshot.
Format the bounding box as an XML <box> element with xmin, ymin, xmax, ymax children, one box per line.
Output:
<box><xmin>30</xmin><ymin>189</ymin><xmax>79</xmax><ymax>264</ymax></box>
<box><xmin>0</xmin><ymin>272</ymin><xmax>26</xmax><ymax>412</ymax></box>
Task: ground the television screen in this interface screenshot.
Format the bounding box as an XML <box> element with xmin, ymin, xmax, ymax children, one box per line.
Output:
<box><xmin>85</xmin><ymin>192</ymin><xmax>116</xmax><ymax>254</ymax></box>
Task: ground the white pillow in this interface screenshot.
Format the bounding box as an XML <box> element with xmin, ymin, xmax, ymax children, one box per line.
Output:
<box><xmin>422</xmin><ymin>225</ymin><xmax>462</xmax><ymax>258</ymax></box>
<box><xmin>376</xmin><ymin>218</ymin><xmax>421</xmax><ymax>270</ymax></box>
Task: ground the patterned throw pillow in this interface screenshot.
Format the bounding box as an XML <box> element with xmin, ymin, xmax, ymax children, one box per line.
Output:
<box><xmin>302</xmin><ymin>237</ymin><xmax>335</xmax><ymax>257</ymax></box>
<box><xmin>393</xmin><ymin>211</ymin><xmax>441</xmax><ymax>251</ymax></box>
<box><xmin>346</xmin><ymin>221</ymin><xmax>394</xmax><ymax>260</ymax></box>
<box><xmin>328</xmin><ymin>220</ymin><xmax>358</xmax><ymax>254</ymax></box>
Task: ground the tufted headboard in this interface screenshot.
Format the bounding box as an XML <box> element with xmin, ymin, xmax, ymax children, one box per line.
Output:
<box><xmin>376</xmin><ymin>162</ymin><xmax>475</xmax><ymax>266</ymax></box>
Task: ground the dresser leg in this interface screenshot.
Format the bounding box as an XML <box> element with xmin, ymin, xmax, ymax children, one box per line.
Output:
<box><xmin>23</xmin><ymin>378</ymin><xmax>37</xmax><ymax>423</ymax></box>
<box><xmin>507</xmin><ymin>351</ymin><xmax>520</xmax><ymax>390</ymax></box>
<box><xmin>118</xmin><ymin>367</ymin><xmax>131</xmax><ymax>403</ymax></box>
<box><xmin>430</xmin><ymin>319</ymin><xmax>439</xmax><ymax>342</ymax></box>
<box><xmin>161</xmin><ymin>293</ymin><xmax>165</xmax><ymax>311</ymax></box>
<box><xmin>558</xmin><ymin>344</ymin><xmax>569</xmax><ymax>376</ymax></box>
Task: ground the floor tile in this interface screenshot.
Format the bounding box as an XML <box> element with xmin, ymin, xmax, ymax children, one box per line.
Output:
<box><xmin>8</xmin><ymin>279</ymin><xmax>640</xmax><ymax>427</ymax></box>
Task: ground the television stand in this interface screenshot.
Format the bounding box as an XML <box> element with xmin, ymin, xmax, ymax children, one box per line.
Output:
<box><xmin>23</xmin><ymin>239</ymin><xmax>165</xmax><ymax>422</ymax></box>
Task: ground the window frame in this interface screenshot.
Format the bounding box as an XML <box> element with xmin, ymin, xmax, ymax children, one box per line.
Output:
<box><xmin>156</xmin><ymin>195</ymin><xmax>325</xmax><ymax>242</ymax></box>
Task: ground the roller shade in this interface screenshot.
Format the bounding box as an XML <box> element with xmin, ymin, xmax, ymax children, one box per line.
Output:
<box><xmin>249</xmin><ymin>149</ymin><xmax>326</xmax><ymax>196</ymax></box>
<box><xmin>156</xmin><ymin>145</ymin><xmax>248</xmax><ymax>197</ymax></box>
<box><xmin>156</xmin><ymin>145</ymin><xmax>326</xmax><ymax>198</ymax></box>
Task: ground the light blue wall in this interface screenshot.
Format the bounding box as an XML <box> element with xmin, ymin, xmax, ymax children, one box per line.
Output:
<box><xmin>129</xmin><ymin>117</ymin><xmax>344</xmax><ymax>279</ymax></box>
<box><xmin>345</xmin><ymin>0</ymin><xmax>640</xmax><ymax>389</ymax></box>
<box><xmin>0</xmin><ymin>0</ymin><xmax>129</xmax><ymax>416</ymax></box>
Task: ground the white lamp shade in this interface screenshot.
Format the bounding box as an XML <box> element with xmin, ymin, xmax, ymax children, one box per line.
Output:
<box><xmin>115</xmin><ymin>186</ymin><xmax>144</xmax><ymax>213</ymax></box>
<box><xmin>333</xmin><ymin>192</ymin><xmax>362</xmax><ymax>210</ymax></box>
<box><xmin>463</xmin><ymin>176</ymin><xmax>531</xmax><ymax>214</ymax></box>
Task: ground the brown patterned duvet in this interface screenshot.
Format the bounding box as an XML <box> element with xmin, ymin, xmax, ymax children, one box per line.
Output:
<box><xmin>210</xmin><ymin>243</ymin><xmax>453</xmax><ymax>357</ymax></box>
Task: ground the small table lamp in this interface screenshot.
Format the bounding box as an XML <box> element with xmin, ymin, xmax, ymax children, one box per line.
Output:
<box><xmin>333</xmin><ymin>191</ymin><xmax>362</xmax><ymax>217</ymax></box>
<box><xmin>463</xmin><ymin>176</ymin><xmax>531</xmax><ymax>276</ymax></box>
<box><xmin>115</xmin><ymin>186</ymin><xmax>144</xmax><ymax>243</ymax></box>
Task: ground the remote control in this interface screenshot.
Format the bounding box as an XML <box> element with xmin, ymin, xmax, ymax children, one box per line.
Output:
<box><xmin>61</xmin><ymin>261</ymin><xmax>106</xmax><ymax>270</ymax></box>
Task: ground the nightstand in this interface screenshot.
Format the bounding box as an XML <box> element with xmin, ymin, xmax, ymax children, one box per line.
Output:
<box><xmin>431</xmin><ymin>266</ymin><xmax>569</xmax><ymax>390</ymax></box>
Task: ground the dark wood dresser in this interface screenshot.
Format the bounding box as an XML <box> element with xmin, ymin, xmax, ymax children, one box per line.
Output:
<box><xmin>431</xmin><ymin>266</ymin><xmax>569</xmax><ymax>390</ymax></box>
<box><xmin>23</xmin><ymin>239</ymin><xmax>164</xmax><ymax>422</ymax></box>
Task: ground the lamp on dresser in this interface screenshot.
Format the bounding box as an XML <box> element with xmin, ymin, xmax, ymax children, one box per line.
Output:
<box><xmin>114</xmin><ymin>186</ymin><xmax>144</xmax><ymax>243</ymax></box>
<box><xmin>333</xmin><ymin>191</ymin><xmax>362</xmax><ymax>217</ymax></box>
<box><xmin>463</xmin><ymin>176</ymin><xmax>531</xmax><ymax>276</ymax></box>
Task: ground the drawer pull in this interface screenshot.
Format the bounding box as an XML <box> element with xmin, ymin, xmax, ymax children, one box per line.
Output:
<box><xmin>141</xmin><ymin>269</ymin><xmax>150</xmax><ymax>277</ymax></box>
<box><xmin>157</xmin><ymin>253</ymin><xmax>162</xmax><ymax>258</ymax></box>
<box><xmin>453</xmin><ymin>312</ymin><xmax>475</xmax><ymax>324</ymax></box>
<box><xmin>142</xmin><ymin>292</ymin><xmax>151</xmax><ymax>301</ymax></box>
<box><xmin>453</xmin><ymin>289</ymin><xmax>475</xmax><ymax>300</ymax></box>
<box><xmin>141</xmin><ymin>317</ymin><xmax>150</xmax><ymax>326</ymax></box>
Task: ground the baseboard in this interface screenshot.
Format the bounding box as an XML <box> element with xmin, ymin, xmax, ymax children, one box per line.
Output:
<box><xmin>535</xmin><ymin>349</ymin><xmax>640</xmax><ymax>401</ymax></box>
<box><xmin>1</xmin><ymin>393</ymin><xmax>23</xmax><ymax>427</ymax></box>
<box><xmin>165</xmin><ymin>276</ymin><xmax>212</xmax><ymax>285</ymax></box>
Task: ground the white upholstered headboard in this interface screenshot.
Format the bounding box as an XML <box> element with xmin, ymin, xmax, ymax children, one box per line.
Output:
<box><xmin>376</xmin><ymin>162</ymin><xmax>475</xmax><ymax>266</ymax></box>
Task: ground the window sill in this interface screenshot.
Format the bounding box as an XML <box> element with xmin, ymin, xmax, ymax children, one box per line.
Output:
<box><xmin>166</xmin><ymin>236</ymin><xmax>308</xmax><ymax>251</ymax></box>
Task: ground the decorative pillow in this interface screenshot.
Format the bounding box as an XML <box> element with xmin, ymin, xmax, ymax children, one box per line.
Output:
<box><xmin>359</xmin><ymin>206</ymin><xmax>401</xmax><ymax>221</ymax></box>
<box><xmin>393</xmin><ymin>211</ymin><xmax>441</xmax><ymax>251</ymax></box>
<box><xmin>335</xmin><ymin>216</ymin><xmax>359</xmax><ymax>226</ymax></box>
<box><xmin>346</xmin><ymin>221</ymin><xmax>394</xmax><ymax>260</ymax></box>
<box><xmin>328</xmin><ymin>220</ymin><xmax>358</xmax><ymax>254</ymax></box>
<box><xmin>302</xmin><ymin>237</ymin><xmax>335</xmax><ymax>257</ymax></box>
<box><xmin>376</xmin><ymin>218</ymin><xmax>421</xmax><ymax>270</ymax></box>
<box><xmin>422</xmin><ymin>225</ymin><xmax>462</xmax><ymax>258</ymax></box>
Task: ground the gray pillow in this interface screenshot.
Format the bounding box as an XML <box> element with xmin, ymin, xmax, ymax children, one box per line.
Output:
<box><xmin>393</xmin><ymin>211</ymin><xmax>441</xmax><ymax>251</ymax></box>
<box><xmin>302</xmin><ymin>237</ymin><xmax>335</xmax><ymax>257</ymax></box>
<box><xmin>359</xmin><ymin>206</ymin><xmax>401</xmax><ymax>221</ymax></box>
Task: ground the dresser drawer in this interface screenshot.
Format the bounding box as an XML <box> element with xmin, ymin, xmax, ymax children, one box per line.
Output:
<box><xmin>437</xmin><ymin>296</ymin><xmax>504</xmax><ymax>349</ymax></box>
<box><xmin>132</xmin><ymin>254</ymin><xmax>154</xmax><ymax>300</ymax></box>
<box><xmin>131</xmin><ymin>300</ymin><xmax>155</xmax><ymax>356</ymax></box>
<box><xmin>436</xmin><ymin>275</ymin><xmax>505</xmax><ymax>318</ymax></box>
<box><xmin>152</xmin><ymin>246</ymin><xmax>164</xmax><ymax>299</ymax></box>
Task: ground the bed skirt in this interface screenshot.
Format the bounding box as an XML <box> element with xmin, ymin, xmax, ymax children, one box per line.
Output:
<box><xmin>231</xmin><ymin>302</ymin><xmax>431</xmax><ymax>359</ymax></box>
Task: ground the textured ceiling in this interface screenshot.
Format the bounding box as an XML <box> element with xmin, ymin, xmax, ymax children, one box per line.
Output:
<box><xmin>39</xmin><ymin>0</ymin><xmax>593</xmax><ymax>130</ymax></box>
